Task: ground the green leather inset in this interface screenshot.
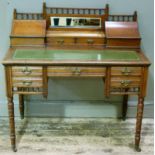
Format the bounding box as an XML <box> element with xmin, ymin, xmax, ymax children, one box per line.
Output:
<box><xmin>13</xmin><ymin>49</ymin><xmax>140</xmax><ymax>61</ymax></box>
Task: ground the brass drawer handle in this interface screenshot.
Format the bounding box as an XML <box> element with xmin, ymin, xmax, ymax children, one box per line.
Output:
<box><xmin>22</xmin><ymin>67</ymin><xmax>32</xmax><ymax>75</ymax></box>
<box><xmin>121</xmin><ymin>67</ymin><xmax>132</xmax><ymax>75</ymax></box>
<box><xmin>72</xmin><ymin>67</ymin><xmax>81</xmax><ymax>75</ymax></box>
<box><xmin>87</xmin><ymin>39</ymin><xmax>94</xmax><ymax>44</ymax></box>
<box><xmin>57</xmin><ymin>39</ymin><xmax>64</xmax><ymax>44</ymax></box>
<box><xmin>120</xmin><ymin>80</ymin><xmax>131</xmax><ymax>87</ymax></box>
<box><xmin>22</xmin><ymin>81</ymin><xmax>32</xmax><ymax>86</ymax></box>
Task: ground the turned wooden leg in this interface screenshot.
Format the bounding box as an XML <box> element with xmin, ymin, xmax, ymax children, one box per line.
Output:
<box><xmin>122</xmin><ymin>94</ymin><xmax>128</xmax><ymax>120</ymax></box>
<box><xmin>135</xmin><ymin>97</ymin><xmax>144</xmax><ymax>152</ymax></box>
<box><xmin>19</xmin><ymin>94</ymin><xmax>24</xmax><ymax>119</ymax></box>
<box><xmin>8</xmin><ymin>97</ymin><xmax>17</xmax><ymax>152</ymax></box>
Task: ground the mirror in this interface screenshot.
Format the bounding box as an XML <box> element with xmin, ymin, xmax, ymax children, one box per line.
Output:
<box><xmin>50</xmin><ymin>17</ymin><xmax>101</xmax><ymax>28</ymax></box>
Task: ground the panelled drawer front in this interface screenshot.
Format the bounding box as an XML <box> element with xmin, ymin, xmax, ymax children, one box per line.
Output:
<box><xmin>48</xmin><ymin>67</ymin><xmax>106</xmax><ymax>77</ymax></box>
<box><xmin>47</xmin><ymin>37</ymin><xmax>105</xmax><ymax>46</ymax></box>
<box><xmin>111</xmin><ymin>77</ymin><xmax>141</xmax><ymax>88</ymax></box>
<box><xmin>12</xmin><ymin>66</ymin><xmax>43</xmax><ymax>87</ymax></box>
<box><xmin>12</xmin><ymin>66</ymin><xmax>42</xmax><ymax>76</ymax></box>
<box><xmin>11</xmin><ymin>38</ymin><xmax>45</xmax><ymax>46</ymax></box>
<box><xmin>111</xmin><ymin>67</ymin><xmax>142</xmax><ymax>76</ymax></box>
<box><xmin>77</xmin><ymin>38</ymin><xmax>105</xmax><ymax>45</ymax></box>
<box><xmin>47</xmin><ymin>37</ymin><xmax>74</xmax><ymax>45</ymax></box>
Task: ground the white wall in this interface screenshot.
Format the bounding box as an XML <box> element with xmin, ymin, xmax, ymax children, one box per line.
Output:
<box><xmin>0</xmin><ymin>0</ymin><xmax>153</xmax><ymax>117</ymax></box>
<box><xmin>0</xmin><ymin>0</ymin><xmax>9</xmax><ymax>103</ymax></box>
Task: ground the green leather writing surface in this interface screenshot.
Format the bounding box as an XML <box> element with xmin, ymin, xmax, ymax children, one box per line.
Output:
<box><xmin>13</xmin><ymin>49</ymin><xmax>140</xmax><ymax>61</ymax></box>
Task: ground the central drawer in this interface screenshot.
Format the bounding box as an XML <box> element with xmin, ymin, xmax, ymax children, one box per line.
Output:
<box><xmin>47</xmin><ymin>37</ymin><xmax>74</xmax><ymax>45</ymax></box>
<box><xmin>47</xmin><ymin>37</ymin><xmax>105</xmax><ymax>46</ymax></box>
<box><xmin>48</xmin><ymin>66</ymin><xmax>106</xmax><ymax>77</ymax></box>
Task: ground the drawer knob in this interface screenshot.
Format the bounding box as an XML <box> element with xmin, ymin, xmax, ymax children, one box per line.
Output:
<box><xmin>121</xmin><ymin>80</ymin><xmax>131</xmax><ymax>87</ymax></box>
<box><xmin>22</xmin><ymin>67</ymin><xmax>32</xmax><ymax>75</ymax></box>
<box><xmin>87</xmin><ymin>39</ymin><xmax>94</xmax><ymax>44</ymax></box>
<box><xmin>121</xmin><ymin>67</ymin><xmax>132</xmax><ymax>75</ymax></box>
<box><xmin>57</xmin><ymin>39</ymin><xmax>64</xmax><ymax>44</ymax></box>
<box><xmin>23</xmin><ymin>81</ymin><xmax>32</xmax><ymax>86</ymax></box>
<box><xmin>72</xmin><ymin>67</ymin><xmax>81</xmax><ymax>75</ymax></box>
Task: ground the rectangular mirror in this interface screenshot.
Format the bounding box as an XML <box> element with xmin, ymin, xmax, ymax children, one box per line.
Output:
<box><xmin>50</xmin><ymin>17</ymin><xmax>101</xmax><ymax>28</ymax></box>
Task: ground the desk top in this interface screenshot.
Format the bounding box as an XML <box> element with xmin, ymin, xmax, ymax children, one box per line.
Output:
<box><xmin>2</xmin><ymin>48</ymin><xmax>150</xmax><ymax>66</ymax></box>
<box><xmin>13</xmin><ymin>49</ymin><xmax>140</xmax><ymax>60</ymax></box>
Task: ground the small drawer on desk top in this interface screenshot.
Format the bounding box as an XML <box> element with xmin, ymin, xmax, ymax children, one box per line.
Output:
<box><xmin>12</xmin><ymin>66</ymin><xmax>43</xmax><ymax>77</ymax></box>
<box><xmin>111</xmin><ymin>77</ymin><xmax>141</xmax><ymax>88</ymax></box>
<box><xmin>10</xmin><ymin>38</ymin><xmax>45</xmax><ymax>46</ymax></box>
<box><xmin>47</xmin><ymin>37</ymin><xmax>74</xmax><ymax>45</ymax></box>
<box><xmin>111</xmin><ymin>67</ymin><xmax>142</xmax><ymax>76</ymax></box>
<box><xmin>48</xmin><ymin>67</ymin><xmax>106</xmax><ymax>77</ymax></box>
<box><xmin>77</xmin><ymin>38</ymin><xmax>105</xmax><ymax>45</ymax></box>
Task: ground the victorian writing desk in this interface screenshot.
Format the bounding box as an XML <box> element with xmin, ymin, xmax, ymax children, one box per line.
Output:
<box><xmin>2</xmin><ymin>3</ymin><xmax>150</xmax><ymax>152</ymax></box>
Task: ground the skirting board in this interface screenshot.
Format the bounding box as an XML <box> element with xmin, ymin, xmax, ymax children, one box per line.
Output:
<box><xmin>0</xmin><ymin>100</ymin><xmax>153</xmax><ymax>118</ymax></box>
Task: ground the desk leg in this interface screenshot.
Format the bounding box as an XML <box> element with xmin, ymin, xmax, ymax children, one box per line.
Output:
<box><xmin>19</xmin><ymin>94</ymin><xmax>24</xmax><ymax>119</ymax></box>
<box><xmin>135</xmin><ymin>97</ymin><xmax>144</xmax><ymax>152</ymax></box>
<box><xmin>8</xmin><ymin>97</ymin><xmax>17</xmax><ymax>152</ymax></box>
<box><xmin>122</xmin><ymin>94</ymin><xmax>128</xmax><ymax>120</ymax></box>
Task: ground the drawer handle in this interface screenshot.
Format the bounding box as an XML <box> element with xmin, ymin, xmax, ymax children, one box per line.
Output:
<box><xmin>22</xmin><ymin>67</ymin><xmax>32</xmax><ymax>75</ymax></box>
<box><xmin>57</xmin><ymin>39</ymin><xmax>64</xmax><ymax>44</ymax></box>
<box><xmin>121</xmin><ymin>67</ymin><xmax>132</xmax><ymax>75</ymax></box>
<box><xmin>72</xmin><ymin>67</ymin><xmax>81</xmax><ymax>75</ymax></box>
<box><xmin>87</xmin><ymin>39</ymin><xmax>94</xmax><ymax>44</ymax></box>
<box><xmin>23</xmin><ymin>81</ymin><xmax>32</xmax><ymax>86</ymax></box>
<box><xmin>120</xmin><ymin>80</ymin><xmax>131</xmax><ymax>87</ymax></box>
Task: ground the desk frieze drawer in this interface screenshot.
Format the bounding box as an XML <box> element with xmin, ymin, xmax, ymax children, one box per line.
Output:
<box><xmin>12</xmin><ymin>66</ymin><xmax>43</xmax><ymax>76</ymax></box>
<box><xmin>111</xmin><ymin>67</ymin><xmax>142</xmax><ymax>76</ymax></box>
<box><xmin>48</xmin><ymin>67</ymin><xmax>106</xmax><ymax>77</ymax></box>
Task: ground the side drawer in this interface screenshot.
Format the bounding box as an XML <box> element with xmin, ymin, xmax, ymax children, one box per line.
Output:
<box><xmin>12</xmin><ymin>66</ymin><xmax>43</xmax><ymax>77</ymax></box>
<box><xmin>12</xmin><ymin>77</ymin><xmax>43</xmax><ymax>87</ymax></box>
<box><xmin>12</xmin><ymin>66</ymin><xmax>43</xmax><ymax>87</ymax></box>
<box><xmin>111</xmin><ymin>76</ymin><xmax>141</xmax><ymax>88</ymax></box>
<box><xmin>48</xmin><ymin>66</ymin><xmax>106</xmax><ymax>77</ymax></box>
<box><xmin>111</xmin><ymin>67</ymin><xmax>142</xmax><ymax>76</ymax></box>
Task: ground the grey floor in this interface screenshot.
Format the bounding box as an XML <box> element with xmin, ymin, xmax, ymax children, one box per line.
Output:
<box><xmin>0</xmin><ymin>118</ymin><xmax>154</xmax><ymax>155</ymax></box>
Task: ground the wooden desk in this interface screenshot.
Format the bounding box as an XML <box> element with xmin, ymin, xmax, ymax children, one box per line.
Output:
<box><xmin>2</xmin><ymin>3</ymin><xmax>151</xmax><ymax>152</ymax></box>
<box><xmin>2</xmin><ymin>48</ymin><xmax>150</xmax><ymax>152</ymax></box>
